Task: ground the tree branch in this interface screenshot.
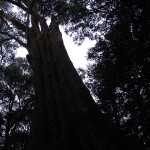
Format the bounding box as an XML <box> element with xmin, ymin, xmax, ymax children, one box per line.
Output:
<box><xmin>86</xmin><ymin>0</ymin><xmax>114</xmax><ymax>15</ymax></box>
<box><xmin>0</xmin><ymin>9</ymin><xmax>26</xmax><ymax>32</ymax></box>
<box><xmin>4</xmin><ymin>0</ymin><xmax>28</xmax><ymax>12</ymax></box>
<box><xmin>4</xmin><ymin>0</ymin><xmax>41</xmax><ymax>20</ymax></box>
<box><xmin>0</xmin><ymin>38</ymin><xmax>12</xmax><ymax>44</ymax></box>
<box><xmin>0</xmin><ymin>31</ymin><xmax>28</xmax><ymax>48</ymax></box>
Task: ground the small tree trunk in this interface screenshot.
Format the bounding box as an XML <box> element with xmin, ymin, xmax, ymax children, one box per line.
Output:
<box><xmin>3</xmin><ymin>119</ymin><xmax>11</xmax><ymax>150</ymax></box>
<box><xmin>26</xmin><ymin>17</ymin><xmax>141</xmax><ymax>150</ymax></box>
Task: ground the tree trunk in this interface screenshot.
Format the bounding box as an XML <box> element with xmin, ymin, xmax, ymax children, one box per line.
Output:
<box><xmin>25</xmin><ymin>17</ymin><xmax>140</xmax><ymax>150</ymax></box>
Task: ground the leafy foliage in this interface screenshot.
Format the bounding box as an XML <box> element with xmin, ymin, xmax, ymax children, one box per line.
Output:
<box><xmin>37</xmin><ymin>0</ymin><xmax>118</xmax><ymax>44</ymax></box>
<box><xmin>86</xmin><ymin>0</ymin><xmax>150</xmax><ymax>149</ymax></box>
<box><xmin>0</xmin><ymin>57</ymin><xmax>34</xmax><ymax>150</ymax></box>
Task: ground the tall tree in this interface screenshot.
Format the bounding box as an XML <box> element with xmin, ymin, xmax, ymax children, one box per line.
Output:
<box><xmin>0</xmin><ymin>0</ymin><xmax>143</xmax><ymax>150</ymax></box>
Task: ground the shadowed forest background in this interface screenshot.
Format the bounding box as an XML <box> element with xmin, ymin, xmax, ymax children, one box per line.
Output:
<box><xmin>0</xmin><ymin>0</ymin><xmax>150</xmax><ymax>150</ymax></box>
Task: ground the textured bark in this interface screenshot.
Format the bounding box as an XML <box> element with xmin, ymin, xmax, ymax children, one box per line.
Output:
<box><xmin>25</xmin><ymin>17</ymin><xmax>141</xmax><ymax>150</ymax></box>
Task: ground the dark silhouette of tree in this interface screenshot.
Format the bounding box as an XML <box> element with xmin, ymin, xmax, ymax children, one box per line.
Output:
<box><xmin>0</xmin><ymin>57</ymin><xmax>34</xmax><ymax>150</ymax></box>
<box><xmin>0</xmin><ymin>0</ymin><xmax>144</xmax><ymax>150</ymax></box>
<box><xmin>86</xmin><ymin>0</ymin><xmax>150</xmax><ymax>149</ymax></box>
